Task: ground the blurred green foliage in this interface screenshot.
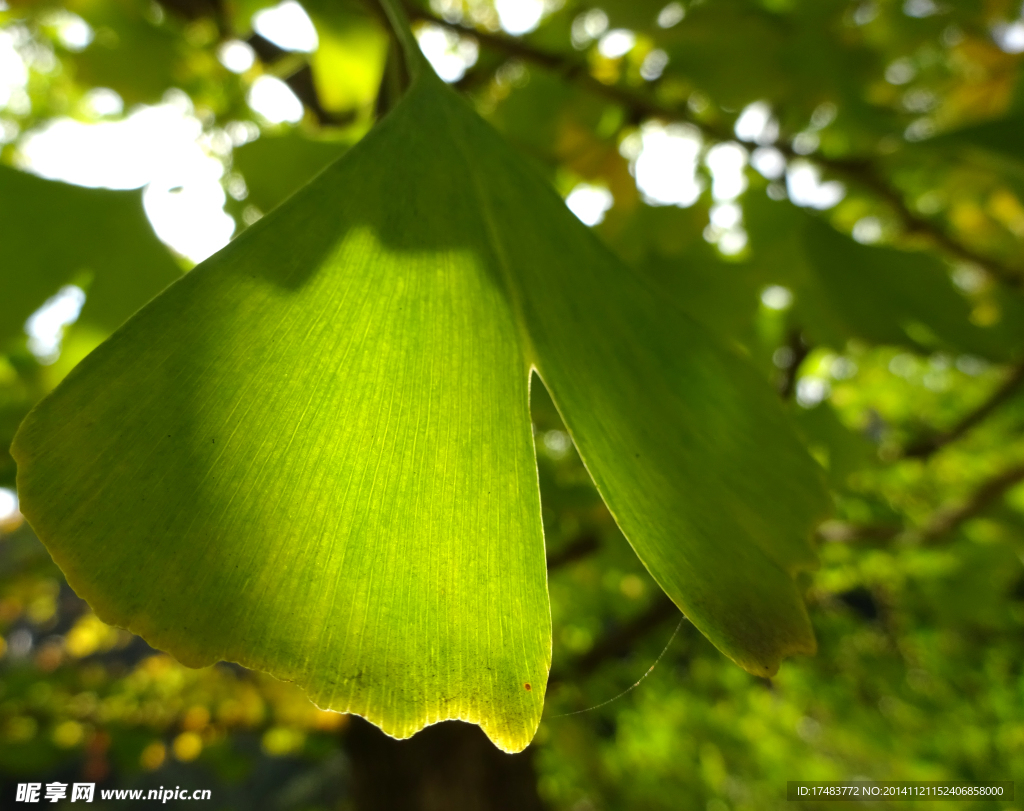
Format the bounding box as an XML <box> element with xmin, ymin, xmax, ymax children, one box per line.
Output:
<box><xmin>2</xmin><ymin>0</ymin><xmax>1024</xmax><ymax>807</ymax></box>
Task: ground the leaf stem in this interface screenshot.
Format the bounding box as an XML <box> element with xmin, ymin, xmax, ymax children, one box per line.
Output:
<box><xmin>376</xmin><ymin>0</ymin><xmax>425</xmax><ymax>82</ymax></box>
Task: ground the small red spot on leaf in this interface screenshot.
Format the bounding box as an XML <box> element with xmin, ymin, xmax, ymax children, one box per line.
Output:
<box><xmin>524</xmin><ymin>683</ymin><xmax>532</xmax><ymax>691</ymax></box>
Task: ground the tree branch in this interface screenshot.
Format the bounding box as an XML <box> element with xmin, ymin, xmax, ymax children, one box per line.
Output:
<box><xmin>406</xmin><ymin>6</ymin><xmax>722</xmax><ymax>135</ymax></box>
<box><xmin>548</xmin><ymin>468</ymin><xmax>1024</xmax><ymax>682</ymax></box>
<box><xmin>813</xmin><ymin>157</ymin><xmax>1024</xmax><ymax>289</ymax></box>
<box><xmin>913</xmin><ymin>463</ymin><xmax>1024</xmax><ymax>541</ymax></box>
<box><xmin>818</xmin><ymin>462</ymin><xmax>1024</xmax><ymax>544</ymax></box>
<box><xmin>413</xmin><ymin>7</ymin><xmax>1024</xmax><ymax>290</ymax></box>
<box><xmin>903</xmin><ymin>362</ymin><xmax>1024</xmax><ymax>458</ymax></box>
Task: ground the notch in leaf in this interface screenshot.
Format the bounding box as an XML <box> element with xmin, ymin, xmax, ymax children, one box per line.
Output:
<box><xmin>11</xmin><ymin>0</ymin><xmax>828</xmax><ymax>753</ymax></box>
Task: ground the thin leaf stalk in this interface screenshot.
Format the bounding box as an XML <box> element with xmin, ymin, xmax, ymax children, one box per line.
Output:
<box><xmin>376</xmin><ymin>0</ymin><xmax>426</xmax><ymax>83</ymax></box>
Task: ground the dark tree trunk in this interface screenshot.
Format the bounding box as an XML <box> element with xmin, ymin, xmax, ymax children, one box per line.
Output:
<box><xmin>344</xmin><ymin>717</ymin><xmax>547</xmax><ymax>811</ymax></box>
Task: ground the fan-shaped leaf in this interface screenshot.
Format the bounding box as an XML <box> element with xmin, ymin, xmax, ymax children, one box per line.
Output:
<box><xmin>13</xmin><ymin>70</ymin><xmax>827</xmax><ymax>751</ymax></box>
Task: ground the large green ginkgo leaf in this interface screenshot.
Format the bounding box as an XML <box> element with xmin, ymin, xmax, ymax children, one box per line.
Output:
<box><xmin>12</xmin><ymin>63</ymin><xmax>827</xmax><ymax>751</ymax></box>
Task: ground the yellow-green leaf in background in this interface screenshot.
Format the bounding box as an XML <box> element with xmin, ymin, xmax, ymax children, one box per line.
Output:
<box><xmin>310</xmin><ymin>11</ymin><xmax>388</xmax><ymax>116</ymax></box>
<box><xmin>13</xmin><ymin>58</ymin><xmax>827</xmax><ymax>751</ymax></box>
